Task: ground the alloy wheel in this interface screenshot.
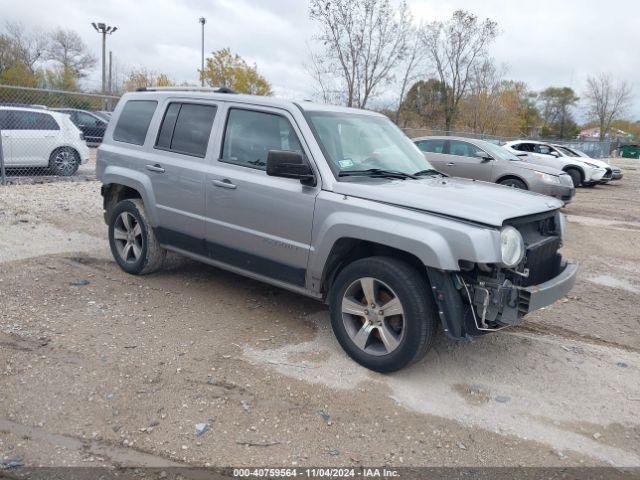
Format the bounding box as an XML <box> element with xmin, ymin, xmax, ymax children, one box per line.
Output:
<box><xmin>113</xmin><ymin>212</ymin><xmax>143</xmax><ymax>263</ymax></box>
<box><xmin>341</xmin><ymin>277</ymin><xmax>405</xmax><ymax>356</ymax></box>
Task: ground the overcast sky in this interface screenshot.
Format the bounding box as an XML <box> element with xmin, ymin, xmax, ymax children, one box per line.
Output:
<box><xmin>2</xmin><ymin>0</ymin><xmax>638</xmax><ymax>119</ymax></box>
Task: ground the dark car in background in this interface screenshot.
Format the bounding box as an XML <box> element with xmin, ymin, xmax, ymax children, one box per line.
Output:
<box><xmin>54</xmin><ymin>108</ymin><xmax>108</xmax><ymax>146</ymax></box>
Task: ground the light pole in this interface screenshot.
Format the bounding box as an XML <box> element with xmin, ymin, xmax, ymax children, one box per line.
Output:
<box><xmin>92</xmin><ymin>22</ymin><xmax>117</xmax><ymax>94</ymax></box>
<box><xmin>199</xmin><ymin>17</ymin><xmax>206</xmax><ymax>86</ymax></box>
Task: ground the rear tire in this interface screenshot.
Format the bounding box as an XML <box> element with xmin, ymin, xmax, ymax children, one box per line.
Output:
<box><xmin>329</xmin><ymin>256</ymin><xmax>437</xmax><ymax>373</ymax></box>
<box><xmin>499</xmin><ymin>178</ymin><xmax>527</xmax><ymax>190</ymax></box>
<box><xmin>49</xmin><ymin>147</ymin><xmax>79</xmax><ymax>176</ymax></box>
<box><xmin>108</xmin><ymin>199</ymin><xmax>165</xmax><ymax>275</ymax></box>
<box><xmin>565</xmin><ymin>168</ymin><xmax>582</xmax><ymax>187</ymax></box>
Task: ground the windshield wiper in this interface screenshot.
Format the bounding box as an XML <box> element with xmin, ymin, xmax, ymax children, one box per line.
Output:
<box><xmin>339</xmin><ymin>168</ymin><xmax>418</xmax><ymax>180</ymax></box>
<box><xmin>413</xmin><ymin>169</ymin><xmax>446</xmax><ymax>177</ymax></box>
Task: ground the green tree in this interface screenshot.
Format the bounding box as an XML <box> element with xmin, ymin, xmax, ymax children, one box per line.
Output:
<box><xmin>398</xmin><ymin>79</ymin><xmax>447</xmax><ymax>127</ymax></box>
<box><xmin>200</xmin><ymin>48</ymin><xmax>272</xmax><ymax>96</ymax></box>
<box><xmin>539</xmin><ymin>87</ymin><xmax>579</xmax><ymax>139</ymax></box>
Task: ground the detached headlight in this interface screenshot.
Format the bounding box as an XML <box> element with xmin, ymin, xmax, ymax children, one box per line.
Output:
<box><xmin>535</xmin><ymin>171</ymin><xmax>561</xmax><ymax>184</ymax></box>
<box><xmin>500</xmin><ymin>226</ymin><xmax>525</xmax><ymax>267</ymax></box>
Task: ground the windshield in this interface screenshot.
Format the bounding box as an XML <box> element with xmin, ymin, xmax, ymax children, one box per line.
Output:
<box><xmin>555</xmin><ymin>146</ymin><xmax>579</xmax><ymax>157</ymax></box>
<box><xmin>306</xmin><ymin>111</ymin><xmax>433</xmax><ymax>177</ymax></box>
<box><xmin>479</xmin><ymin>141</ymin><xmax>521</xmax><ymax>161</ymax></box>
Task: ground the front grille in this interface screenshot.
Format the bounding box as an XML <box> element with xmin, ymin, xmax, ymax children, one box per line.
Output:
<box><xmin>522</xmin><ymin>237</ymin><xmax>562</xmax><ymax>286</ymax></box>
<box><xmin>603</xmin><ymin>168</ymin><xmax>613</xmax><ymax>180</ymax></box>
<box><xmin>506</xmin><ymin>212</ymin><xmax>563</xmax><ymax>287</ymax></box>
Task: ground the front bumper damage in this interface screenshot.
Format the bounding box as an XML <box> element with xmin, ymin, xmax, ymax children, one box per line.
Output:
<box><xmin>427</xmin><ymin>260</ymin><xmax>579</xmax><ymax>340</ymax></box>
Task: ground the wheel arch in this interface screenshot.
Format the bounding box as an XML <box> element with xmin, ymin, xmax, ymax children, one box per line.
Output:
<box><xmin>101</xmin><ymin>169</ymin><xmax>158</xmax><ymax>225</ymax></box>
<box><xmin>496</xmin><ymin>174</ymin><xmax>529</xmax><ymax>189</ymax></box>
<box><xmin>562</xmin><ymin>164</ymin><xmax>585</xmax><ymax>182</ymax></box>
<box><xmin>320</xmin><ymin>238</ymin><xmax>428</xmax><ymax>300</ymax></box>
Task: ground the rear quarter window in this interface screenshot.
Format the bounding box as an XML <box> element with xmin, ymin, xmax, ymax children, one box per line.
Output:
<box><xmin>113</xmin><ymin>100</ymin><xmax>158</xmax><ymax>145</ymax></box>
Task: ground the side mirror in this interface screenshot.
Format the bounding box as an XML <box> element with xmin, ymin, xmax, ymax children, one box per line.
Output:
<box><xmin>266</xmin><ymin>150</ymin><xmax>315</xmax><ymax>185</ymax></box>
<box><xmin>474</xmin><ymin>151</ymin><xmax>493</xmax><ymax>162</ymax></box>
<box><xmin>550</xmin><ymin>151</ymin><xmax>560</xmax><ymax>158</ymax></box>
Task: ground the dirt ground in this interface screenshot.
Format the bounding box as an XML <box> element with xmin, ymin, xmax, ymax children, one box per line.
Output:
<box><xmin>0</xmin><ymin>158</ymin><xmax>639</xmax><ymax>472</ymax></box>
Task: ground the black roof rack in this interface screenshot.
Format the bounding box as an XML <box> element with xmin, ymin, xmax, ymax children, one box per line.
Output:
<box><xmin>135</xmin><ymin>86</ymin><xmax>237</xmax><ymax>94</ymax></box>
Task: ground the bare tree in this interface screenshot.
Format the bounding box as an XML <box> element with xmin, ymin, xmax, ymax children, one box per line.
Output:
<box><xmin>2</xmin><ymin>21</ymin><xmax>48</xmax><ymax>74</ymax></box>
<box><xmin>394</xmin><ymin>24</ymin><xmax>426</xmax><ymax>124</ymax></box>
<box><xmin>422</xmin><ymin>10</ymin><xmax>498</xmax><ymax>131</ymax></box>
<box><xmin>48</xmin><ymin>29</ymin><xmax>95</xmax><ymax>77</ymax></box>
<box><xmin>309</xmin><ymin>0</ymin><xmax>411</xmax><ymax>109</ymax></box>
<box><xmin>584</xmin><ymin>73</ymin><xmax>633</xmax><ymax>141</ymax></box>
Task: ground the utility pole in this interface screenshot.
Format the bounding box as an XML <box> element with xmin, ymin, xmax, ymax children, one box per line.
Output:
<box><xmin>199</xmin><ymin>17</ymin><xmax>206</xmax><ymax>86</ymax></box>
<box><xmin>91</xmin><ymin>23</ymin><xmax>117</xmax><ymax>94</ymax></box>
<box><xmin>108</xmin><ymin>50</ymin><xmax>113</xmax><ymax>94</ymax></box>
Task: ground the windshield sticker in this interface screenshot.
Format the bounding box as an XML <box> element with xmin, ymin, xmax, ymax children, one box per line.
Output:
<box><xmin>339</xmin><ymin>159</ymin><xmax>355</xmax><ymax>168</ymax></box>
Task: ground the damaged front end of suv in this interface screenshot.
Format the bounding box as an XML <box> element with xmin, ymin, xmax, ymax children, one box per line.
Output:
<box><xmin>428</xmin><ymin>210</ymin><xmax>578</xmax><ymax>340</ymax></box>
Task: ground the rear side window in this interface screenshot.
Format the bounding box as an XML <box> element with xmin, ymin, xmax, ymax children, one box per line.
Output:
<box><xmin>7</xmin><ymin>111</ymin><xmax>59</xmax><ymax>130</ymax></box>
<box><xmin>0</xmin><ymin>110</ymin><xmax>10</xmax><ymax>129</ymax></box>
<box><xmin>155</xmin><ymin>103</ymin><xmax>217</xmax><ymax>157</ymax></box>
<box><xmin>221</xmin><ymin>109</ymin><xmax>302</xmax><ymax>170</ymax></box>
<box><xmin>416</xmin><ymin>139</ymin><xmax>445</xmax><ymax>153</ymax></box>
<box><xmin>113</xmin><ymin>100</ymin><xmax>157</xmax><ymax>145</ymax></box>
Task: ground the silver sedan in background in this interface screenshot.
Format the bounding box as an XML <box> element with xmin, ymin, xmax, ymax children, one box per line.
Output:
<box><xmin>413</xmin><ymin>136</ymin><xmax>576</xmax><ymax>203</ymax></box>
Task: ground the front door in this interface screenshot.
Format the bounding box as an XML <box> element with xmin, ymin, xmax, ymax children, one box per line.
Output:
<box><xmin>445</xmin><ymin>140</ymin><xmax>494</xmax><ymax>181</ymax></box>
<box><xmin>205</xmin><ymin>105</ymin><xmax>318</xmax><ymax>287</ymax></box>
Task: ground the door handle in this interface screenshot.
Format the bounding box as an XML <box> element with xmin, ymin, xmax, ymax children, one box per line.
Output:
<box><xmin>145</xmin><ymin>164</ymin><xmax>165</xmax><ymax>173</ymax></box>
<box><xmin>446</xmin><ymin>162</ymin><xmax>455</xmax><ymax>166</ymax></box>
<box><xmin>212</xmin><ymin>179</ymin><xmax>237</xmax><ymax>189</ymax></box>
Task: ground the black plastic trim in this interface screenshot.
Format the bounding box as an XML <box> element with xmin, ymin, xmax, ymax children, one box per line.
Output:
<box><xmin>156</xmin><ymin>227</ymin><xmax>306</xmax><ymax>287</ymax></box>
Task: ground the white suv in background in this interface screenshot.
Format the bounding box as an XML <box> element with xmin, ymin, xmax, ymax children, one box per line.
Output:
<box><xmin>0</xmin><ymin>106</ymin><xmax>90</xmax><ymax>176</ymax></box>
<box><xmin>503</xmin><ymin>140</ymin><xmax>606</xmax><ymax>187</ymax></box>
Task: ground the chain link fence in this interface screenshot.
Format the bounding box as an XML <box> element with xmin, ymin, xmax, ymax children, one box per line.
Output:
<box><xmin>402</xmin><ymin>127</ymin><xmax>617</xmax><ymax>158</ymax></box>
<box><xmin>0</xmin><ymin>85</ymin><xmax>120</xmax><ymax>185</ymax></box>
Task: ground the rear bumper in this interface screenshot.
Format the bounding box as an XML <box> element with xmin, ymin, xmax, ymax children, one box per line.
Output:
<box><xmin>520</xmin><ymin>261</ymin><xmax>579</xmax><ymax>312</ymax></box>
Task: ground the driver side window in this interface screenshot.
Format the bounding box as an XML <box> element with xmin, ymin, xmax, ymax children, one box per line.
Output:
<box><xmin>221</xmin><ymin>108</ymin><xmax>302</xmax><ymax>171</ymax></box>
<box><xmin>448</xmin><ymin>140</ymin><xmax>479</xmax><ymax>158</ymax></box>
<box><xmin>535</xmin><ymin>144</ymin><xmax>554</xmax><ymax>155</ymax></box>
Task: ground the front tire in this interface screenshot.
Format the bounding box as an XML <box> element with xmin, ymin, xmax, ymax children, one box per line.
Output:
<box><xmin>329</xmin><ymin>256</ymin><xmax>437</xmax><ymax>373</ymax></box>
<box><xmin>565</xmin><ymin>168</ymin><xmax>582</xmax><ymax>187</ymax></box>
<box><xmin>108</xmin><ymin>199</ymin><xmax>165</xmax><ymax>275</ymax></box>
<box><xmin>499</xmin><ymin>178</ymin><xmax>527</xmax><ymax>190</ymax></box>
<box><xmin>49</xmin><ymin>147</ymin><xmax>79</xmax><ymax>176</ymax></box>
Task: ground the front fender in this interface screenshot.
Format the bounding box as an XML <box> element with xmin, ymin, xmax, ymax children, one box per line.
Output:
<box><xmin>307</xmin><ymin>192</ymin><xmax>502</xmax><ymax>283</ymax></box>
<box><xmin>100</xmin><ymin>165</ymin><xmax>159</xmax><ymax>226</ymax></box>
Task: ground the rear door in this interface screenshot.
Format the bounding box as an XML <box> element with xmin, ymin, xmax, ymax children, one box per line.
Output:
<box><xmin>414</xmin><ymin>139</ymin><xmax>449</xmax><ymax>172</ymax></box>
<box><xmin>204</xmin><ymin>104</ymin><xmax>319</xmax><ymax>287</ymax></box>
<box><xmin>146</xmin><ymin>100</ymin><xmax>220</xmax><ymax>242</ymax></box>
<box><xmin>0</xmin><ymin>110</ymin><xmax>12</xmax><ymax>165</ymax></box>
<box><xmin>445</xmin><ymin>139</ymin><xmax>494</xmax><ymax>181</ymax></box>
<box><xmin>8</xmin><ymin>110</ymin><xmax>58</xmax><ymax>166</ymax></box>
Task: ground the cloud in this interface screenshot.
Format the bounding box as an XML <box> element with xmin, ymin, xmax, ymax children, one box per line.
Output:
<box><xmin>2</xmin><ymin>0</ymin><xmax>637</xmax><ymax>119</ymax></box>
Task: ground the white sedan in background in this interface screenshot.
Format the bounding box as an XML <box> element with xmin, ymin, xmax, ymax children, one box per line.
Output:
<box><xmin>503</xmin><ymin>140</ymin><xmax>607</xmax><ymax>187</ymax></box>
<box><xmin>0</xmin><ymin>106</ymin><xmax>90</xmax><ymax>176</ymax></box>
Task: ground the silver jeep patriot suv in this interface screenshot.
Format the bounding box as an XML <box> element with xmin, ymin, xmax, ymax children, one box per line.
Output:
<box><xmin>97</xmin><ymin>87</ymin><xmax>578</xmax><ymax>373</ymax></box>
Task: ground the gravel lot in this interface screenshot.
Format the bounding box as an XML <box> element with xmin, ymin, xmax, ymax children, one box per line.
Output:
<box><xmin>1</xmin><ymin>158</ymin><xmax>639</xmax><ymax>470</ymax></box>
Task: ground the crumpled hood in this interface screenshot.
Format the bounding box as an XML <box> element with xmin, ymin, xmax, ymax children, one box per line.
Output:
<box><xmin>332</xmin><ymin>176</ymin><xmax>562</xmax><ymax>227</ymax></box>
